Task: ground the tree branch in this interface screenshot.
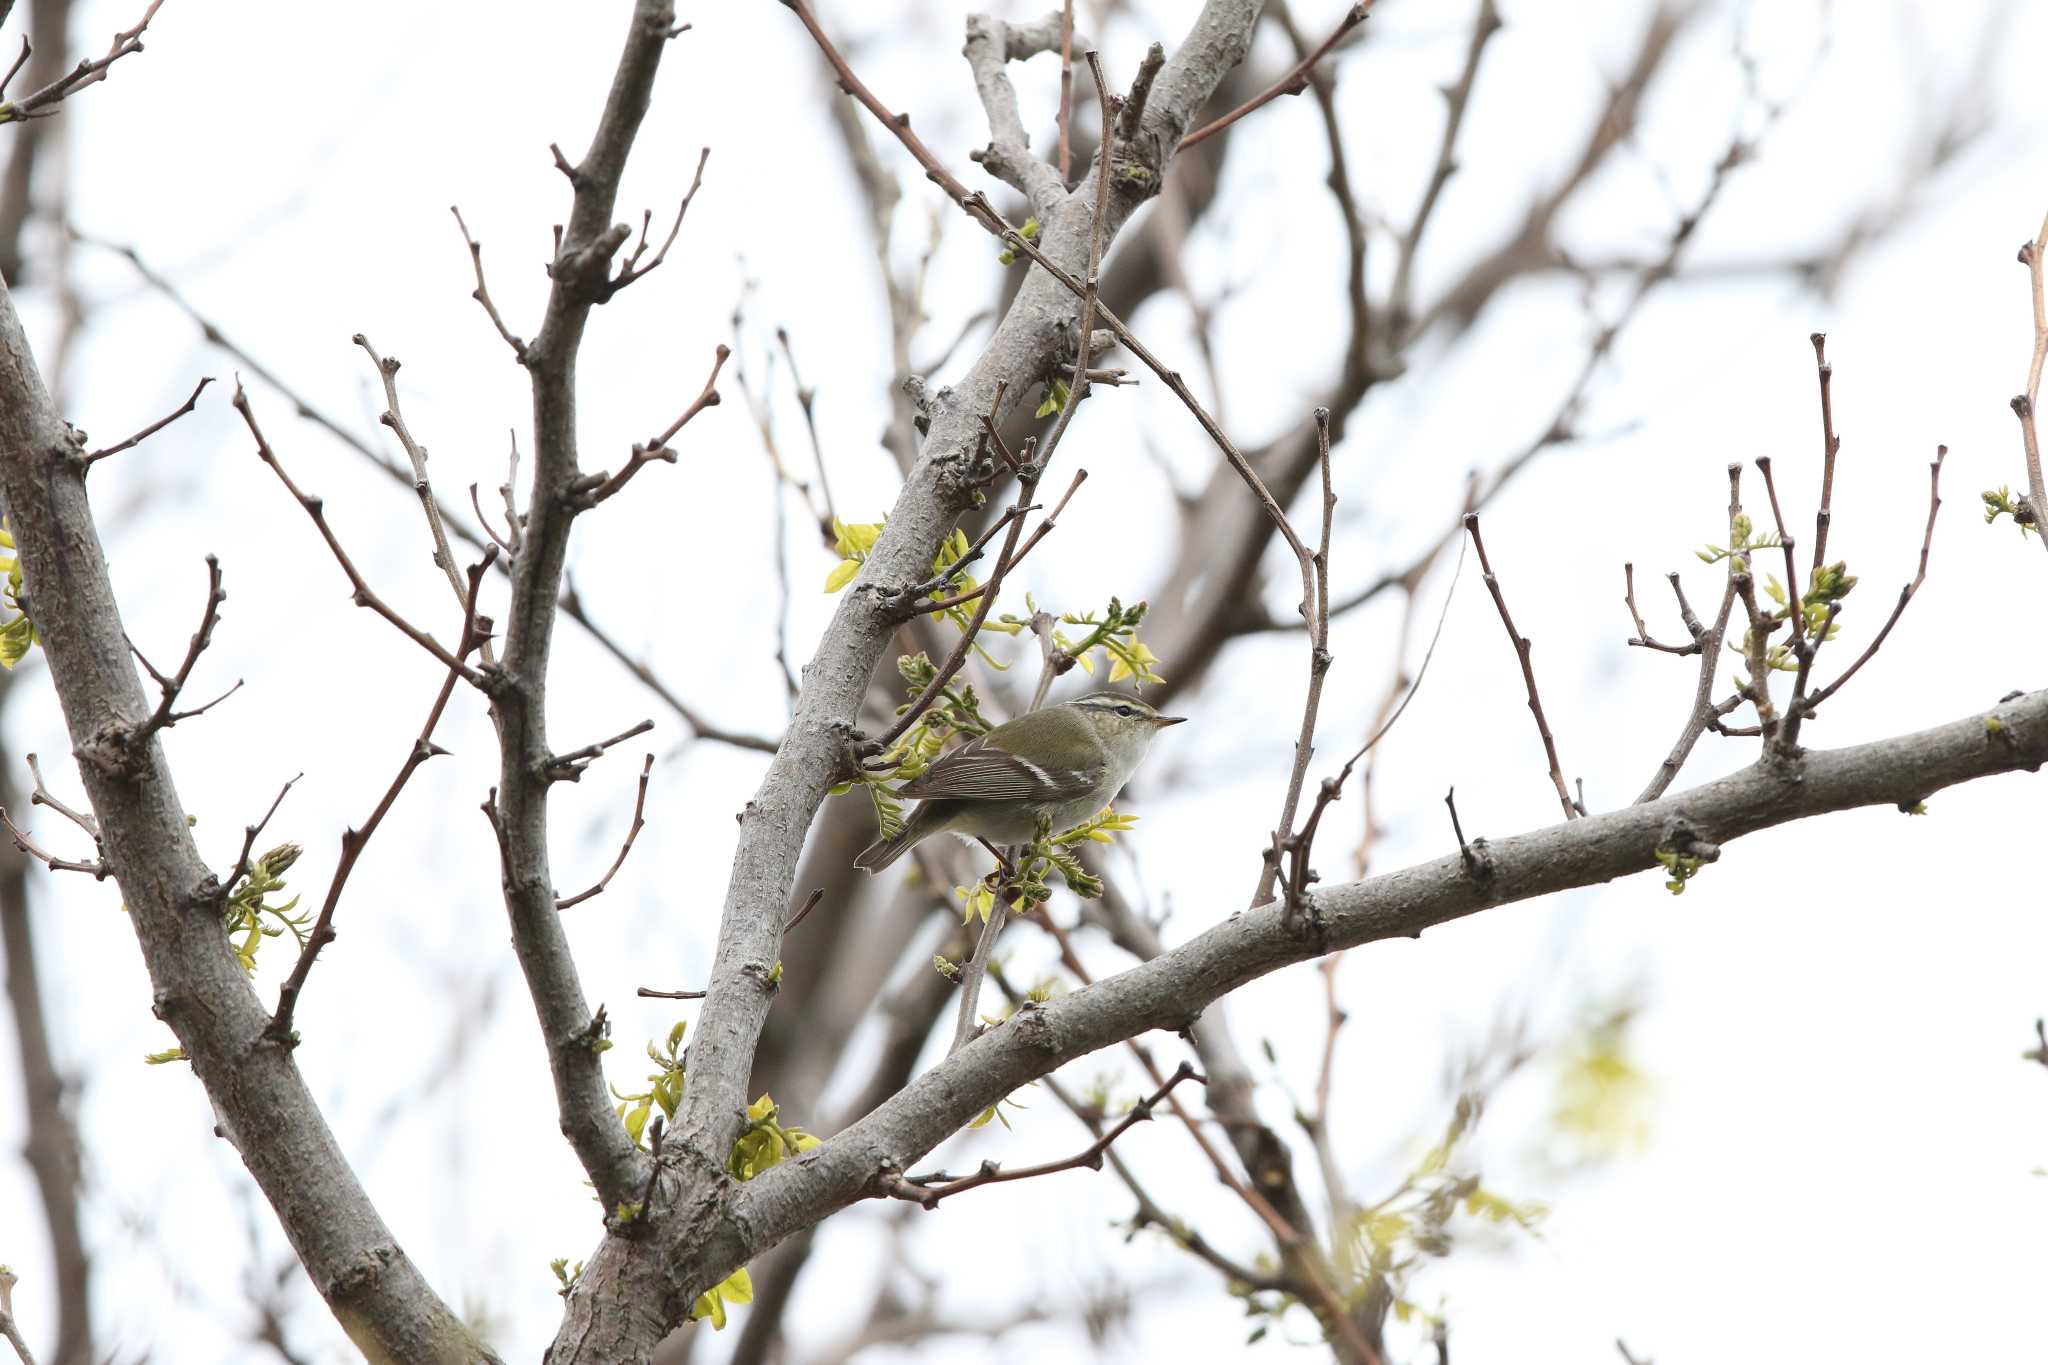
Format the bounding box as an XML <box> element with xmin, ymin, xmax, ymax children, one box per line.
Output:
<box><xmin>1464</xmin><ymin>512</ymin><xmax>1581</xmax><ymax>819</ymax></box>
<box><xmin>876</xmin><ymin>1063</ymin><xmax>1203</xmax><ymax>1208</ymax></box>
<box><xmin>963</xmin><ymin>12</ymin><xmax>1071</xmax><ymax>215</ymax></box>
<box><xmin>236</xmin><ymin>383</ymin><xmax>486</xmax><ymax>688</ymax></box>
<box><xmin>712</xmin><ymin>686</ymin><xmax>2048</xmax><ymax>1296</ymax></box>
<box><xmin>556</xmin><ymin>753</ymin><xmax>654</xmax><ymax>910</ymax></box>
<box><xmin>2010</xmin><ymin>211</ymin><xmax>2048</xmax><ymax>552</ymax></box>
<box><xmin>1178</xmin><ymin>2</ymin><xmax>1371</xmax><ymax>151</ymax></box>
<box><xmin>546</xmin><ymin>3</ymin><xmax>1278</xmax><ymax>1355</ymax></box>
<box><xmin>1252</xmin><ymin>405</ymin><xmax>1335</xmax><ymax>909</ymax></box>
<box><xmin>489</xmin><ymin>0</ymin><xmax>679</xmax><ymax>1226</ymax></box>
<box><xmin>0</xmin><ymin>0</ymin><xmax>161</xmax><ymax>125</ymax></box>
<box><xmin>267</xmin><ymin>550</ymin><xmax>494</xmax><ymax>1042</ymax></box>
<box><xmin>80</xmin><ymin>374</ymin><xmax>212</xmax><ymax>466</ymax></box>
<box><xmin>0</xmin><ymin>213</ymin><xmax>498</xmax><ymax>1365</ymax></box>
<box><xmin>79</xmin><ymin>232</ymin><xmax>774</xmax><ymax>752</ymax></box>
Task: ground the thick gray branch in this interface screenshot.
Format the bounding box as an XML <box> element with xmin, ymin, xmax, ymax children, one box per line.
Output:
<box><xmin>549</xmin><ymin>4</ymin><xmax>1268</xmax><ymax>1358</ymax></box>
<box><xmin>964</xmin><ymin>13</ymin><xmax>1074</xmax><ymax>215</ymax></box>
<box><xmin>671</xmin><ymin>0</ymin><xmax>1261</xmax><ymax>1179</ymax></box>
<box><xmin>686</xmin><ymin>688</ymin><xmax>2046</xmax><ymax>1289</ymax></box>
<box><xmin>0</xmin><ymin>270</ymin><xmax>495</xmax><ymax>1360</ymax></box>
<box><xmin>488</xmin><ymin>0</ymin><xmax>675</xmax><ymax>1216</ymax></box>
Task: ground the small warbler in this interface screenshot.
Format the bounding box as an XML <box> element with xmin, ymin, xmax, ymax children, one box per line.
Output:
<box><xmin>854</xmin><ymin>691</ymin><xmax>1185</xmax><ymax>873</ymax></box>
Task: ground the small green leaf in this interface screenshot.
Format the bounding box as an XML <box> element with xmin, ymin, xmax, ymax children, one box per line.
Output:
<box><xmin>0</xmin><ymin>613</ymin><xmax>36</xmax><ymax>669</ymax></box>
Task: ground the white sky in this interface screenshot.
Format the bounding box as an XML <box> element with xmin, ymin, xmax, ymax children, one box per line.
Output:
<box><xmin>2</xmin><ymin>0</ymin><xmax>2046</xmax><ymax>1361</ymax></box>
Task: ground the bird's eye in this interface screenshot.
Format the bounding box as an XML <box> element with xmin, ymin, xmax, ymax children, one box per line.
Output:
<box><xmin>1116</xmin><ymin>705</ymin><xmax>1134</xmax><ymax>717</ymax></box>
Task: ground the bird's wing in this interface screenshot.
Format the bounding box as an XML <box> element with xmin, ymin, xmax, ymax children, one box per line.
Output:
<box><xmin>895</xmin><ymin>733</ymin><xmax>1103</xmax><ymax>803</ymax></box>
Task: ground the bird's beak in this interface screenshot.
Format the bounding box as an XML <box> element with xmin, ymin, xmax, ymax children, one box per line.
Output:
<box><xmin>1156</xmin><ymin>714</ymin><xmax>1187</xmax><ymax>726</ymax></box>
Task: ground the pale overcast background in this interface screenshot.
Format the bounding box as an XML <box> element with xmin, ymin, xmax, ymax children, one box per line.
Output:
<box><xmin>3</xmin><ymin>0</ymin><xmax>2046</xmax><ymax>1361</ymax></box>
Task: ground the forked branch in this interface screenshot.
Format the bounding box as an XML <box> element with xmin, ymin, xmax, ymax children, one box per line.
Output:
<box><xmin>877</xmin><ymin>1063</ymin><xmax>1204</xmax><ymax>1208</ymax></box>
<box><xmin>1465</xmin><ymin>513</ymin><xmax>1581</xmax><ymax>819</ymax></box>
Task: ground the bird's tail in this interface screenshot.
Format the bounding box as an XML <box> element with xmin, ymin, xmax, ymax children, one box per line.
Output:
<box><xmin>853</xmin><ymin>828</ymin><xmax>915</xmax><ymax>874</ymax></box>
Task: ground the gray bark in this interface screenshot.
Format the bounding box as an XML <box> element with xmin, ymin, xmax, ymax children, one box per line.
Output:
<box><xmin>4</xmin><ymin>0</ymin><xmax>2041</xmax><ymax>1359</ymax></box>
<box><xmin>0</xmin><ymin>273</ymin><xmax>495</xmax><ymax>1361</ymax></box>
<box><xmin>701</xmin><ymin>687</ymin><xmax>2046</xmax><ymax>1282</ymax></box>
<box><xmin>0</xmin><ymin>673</ymin><xmax>93</xmax><ymax>1364</ymax></box>
<box><xmin>552</xmin><ymin>3</ymin><xmax>1270</xmax><ymax>1358</ymax></box>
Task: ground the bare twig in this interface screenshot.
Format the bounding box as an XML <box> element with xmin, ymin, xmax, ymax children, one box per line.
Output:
<box><xmin>1032</xmin><ymin>1063</ymin><xmax>1280</xmax><ymax>1291</ymax></box>
<box><xmin>23</xmin><ymin>756</ymin><xmax>95</xmax><ymax>841</ymax></box>
<box><xmin>129</xmin><ymin>554</ymin><xmax>236</xmax><ymax>742</ymax></box>
<box><xmin>469</xmin><ymin>479</ymin><xmax>516</xmax><ymax>554</ymax></box>
<box><xmin>586</xmin><ymin>343</ymin><xmax>728</xmax><ymax>505</ymax></box>
<box><xmin>0</xmin><ymin>0</ymin><xmax>163</xmax><ymax>125</ymax></box>
<box><xmin>785</xmin><ymin>0</ymin><xmax>1319</xmax><ymax>633</ymax></box>
<box><xmin>1752</xmin><ymin>455</ymin><xmax>1803</xmax><ymax>617</ymax></box>
<box><xmin>947</xmin><ymin>897</ymin><xmax>1011</xmax><ymax>1057</ymax></box>
<box><xmin>1284</xmin><ymin>537</ymin><xmax>1464</xmax><ymax>906</ymax></box>
<box><xmin>0</xmin><ymin>708</ymin><xmax>94</xmax><ymax>1355</ymax></box>
<box><xmin>0</xmin><ymin>1263</ymin><xmax>37</xmax><ymax>1365</ymax></box>
<box><xmin>1306</xmin><ymin>134</ymin><xmax>1762</xmax><ymax>642</ymax></box>
<box><xmin>783</xmin><ymin>886</ymin><xmax>826</xmax><ymax>933</ymax></box>
<box><xmin>561</xmin><ymin>582</ymin><xmax>777</xmax><ymax>752</ymax></box>
<box><xmin>917</xmin><ymin>469</ymin><xmax>1087</xmax><ymax>613</ymax></box>
<box><xmin>82</xmin><ymin>234</ymin><xmax>770</xmax><ymax>751</ymax></box>
<box><xmin>81</xmin><ymin>375</ymin><xmax>212</xmax><ymax>466</ymax></box>
<box><xmin>1809</xmin><ymin>333</ymin><xmax>1841</xmax><ymax>570</ymax></box>
<box><xmin>548</xmin><ymin>718</ymin><xmax>654</xmax><ymax>782</ymax></box>
<box><xmin>267</xmin><ymin>550</ymin><xmax>495</xmax><ymax>1041</ymax></box>
<box><xmin>991</xmin><ymin>966</ymin><xmax>1284</xmax><ymax>1293</ymax></box>
<box><xmin>866</xmin><ymin>411</ymin><xmax>1042</xmax><ymax>756</ymax></box>
<box><xmin>1622</xmin><ymin>563</ymin><xmax>1699</xmax><ymax>655</ymax></box>
<box><xmin>781</xmin><ymin>0</ymin><xmax>993</xmax><ymax>221</ymax></box>
<box><xmin>235</xmin><ymin>382</ymin><xmax>485</xmax><ymax>686</ymax></box>
<box><xmin>905</xmin><ymin>500</ymin><xmax>1034</xmax><ymax>600</ymax></box>
<box><xmin>1178</xmin><ymin>2</ymin><xmax>1372</xmax><ymax>151</ymax></box>
<box><xmin>354</xmin><ymin>334</ymin><xmax>496</xmax><ymax>666</ymax></box>
<box><xmin>0</xmin><ymin>40</ymin><xmax>31</xmax><ymax>102</ymax></box>
<box><xmin>1443</xmin><ymin>786</ymin><xmax>1479</xmax><ymax>873</ymax></box>
<box><xmin>0</xmin><ymin>804</ymin><xmax>107</xmax><ymax>877</ymax></box>
<box><xmin>878</xmin><ymin>1063</ymin><xmax>1203</xmax><ymax>1208</ymax></box>
<box><xmin>225</xmin><ymin>774</ymin><xmax>299</xmax><ymax>893</ymax></box>
<box><xmin>1464</xmin><ymin>513</ymin><xmax>1580</xmax><ymax>819</ymax></box>
<box><xmin>449</xmin><ymin>206</ymin><xmax>529</xmax><ymax>359</ymax></box>
<box><xmin>1800</xmin><ymin>446</ymin><xmax>1946</xmax><ymax>716</ymax></box>
<box><xmin>610</xmin><ymin>145</ymin><xmax>711</xmax><ymax>293</ymax></box>
<box><xmin>557</xmin><ymin>753</ymin><xmax>654</xmax><ymax>910</ymax></box>
<box><xmin>1255</xmin><ymin>406</ymin><xmax>1336</xmax><ymax>910</ymax></box>
<box><xmin>1386</xmin><ymin>0</ymin><xmax>1501</xmax><ymax>336</ymax></box>
<box><xmin>635</xmin><ymin>986</ymin><xmax>708</xmax><ymax>1001</ymax></box>
<box><xmin>775</xmin><ymin>326</ymin><xmax>840</xmax><ymax>537</ymax></box>
<box><xmin>1634</xmin><ymin>548</ymin><xmax>1742</xmax><ymax>806</ymax></box>
<box><xmin>2012</xmin><ymin>211</ymin><xmax>2048</xmax><ymax>553</ymax></box>
<box><xmin>1028</xmin><ymin>902</ymin><xmax>1379</xmax><ymax>1363</ymax></box>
